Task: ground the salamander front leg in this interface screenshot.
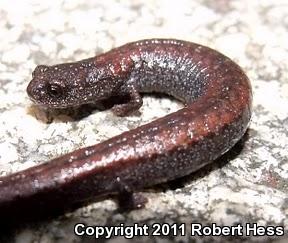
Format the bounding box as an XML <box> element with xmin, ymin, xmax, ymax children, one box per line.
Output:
<box><xmin>112</xmin><ymin>85</ymin><xmax>143</xmax><ymax>116</ymax></box>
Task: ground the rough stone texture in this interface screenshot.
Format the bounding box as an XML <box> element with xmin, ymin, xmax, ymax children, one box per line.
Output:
<box><xmin>0</xmin><ymin>0</ymin><xmax>287</xmax><ymax>242</ymax></box>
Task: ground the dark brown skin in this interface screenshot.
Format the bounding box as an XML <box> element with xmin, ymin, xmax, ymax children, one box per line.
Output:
<box><xmin>0</xmin><ymin>39</ymin><xmax>252</xmax><ymax>223</ymax></box>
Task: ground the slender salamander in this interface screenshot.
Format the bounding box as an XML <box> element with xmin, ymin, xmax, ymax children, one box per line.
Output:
<box><xmin>0</xmin><ymin>39</ymin><xmax>252</xmax><ymax>222</ymax></box>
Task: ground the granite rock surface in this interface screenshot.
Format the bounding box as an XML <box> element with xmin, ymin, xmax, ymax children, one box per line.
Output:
<box><xmin>0</xmin><ymin>0</ymin><xmax>287</xmax><ymax>242</ymax></box>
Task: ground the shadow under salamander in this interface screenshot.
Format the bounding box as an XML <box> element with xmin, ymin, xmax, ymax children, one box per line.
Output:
<box><xmin>26</xmin><ymin>94</ymin><xmax>133</xmax><ymax>123</ymax></box>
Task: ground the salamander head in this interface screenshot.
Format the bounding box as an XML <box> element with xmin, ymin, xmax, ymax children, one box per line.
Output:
<box><xmin>27</xmin><ymin>62</ymin><xmax>119</xmax><ymax>108</ymax></box>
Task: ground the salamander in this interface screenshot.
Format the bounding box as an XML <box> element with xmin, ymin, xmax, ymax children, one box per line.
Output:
<box><xmin>0</xmin><ymin>39</ymin><xmax>252</xmax><ymax>222</ymax></box>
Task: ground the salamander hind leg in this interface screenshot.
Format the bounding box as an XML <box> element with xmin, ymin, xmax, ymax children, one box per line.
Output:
<box><xmin>117</xmin><ymin>192</ymin><xmax>148</xmax><ymax>211</ymax></box>
<box><xmin>112</xmin><ymin>85</ymin><xmax>143</xmax><ymax>116</ymax></box>
<box><xmin>115</xmin><ymin>176</ymin><xmax>148</xmax><ymax>211</ymax></box>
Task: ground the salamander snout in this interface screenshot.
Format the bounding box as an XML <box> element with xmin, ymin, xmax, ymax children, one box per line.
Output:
<box><xmin>27</xmin><ymin>65</ymin><xmax>49</xmax><ymax>102</ymax></box>
<box><xmin>26</xmin><ymin>77</ymin><xmax>43</xmax><ymax>103</ymax></box>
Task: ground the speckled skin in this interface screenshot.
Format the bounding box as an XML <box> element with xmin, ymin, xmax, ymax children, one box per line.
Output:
<box><xmin>0</xmin><ymin>39</ymin><xmax>252</xmax><ymax>222</ymax></box>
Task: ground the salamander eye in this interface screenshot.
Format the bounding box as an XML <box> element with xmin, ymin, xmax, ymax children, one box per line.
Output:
<box><xmin>47</xmin><ymin>83</ymin><xmax>63</xmax><ymax>98</ymax></box>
